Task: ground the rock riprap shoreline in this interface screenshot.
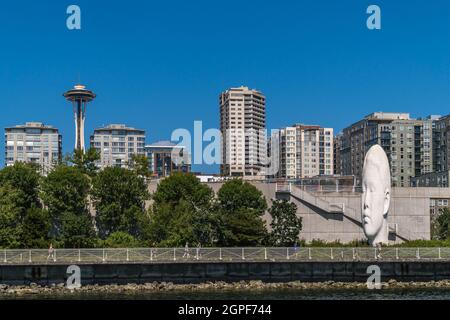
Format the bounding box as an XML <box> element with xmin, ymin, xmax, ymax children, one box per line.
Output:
<box><xmin>1</xmin><ymin>280</ymin><xmax>450</xmax><ymax>297</ymax></box>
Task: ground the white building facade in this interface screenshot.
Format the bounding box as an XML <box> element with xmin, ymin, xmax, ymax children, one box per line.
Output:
<box><xmin>277</xmin><ymin>124</ymin><xmax>334</xmax><ymax>179</ymax></box>
<box><xmin>220</xmin><ymin>86</ymin><xmax>267</xmax><ymax>178</ymax></box>
<box><xmin>90</xmin><ymin>124</ymin><xmax>145</xmax><ymax>169</ymax></box>
<box><xmin>4</xmin><ymin>122</ymin><xmax>62</xmax><ymax>173</ymax></box>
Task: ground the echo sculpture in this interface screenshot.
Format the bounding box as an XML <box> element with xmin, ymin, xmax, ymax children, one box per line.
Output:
<box><xmin>361</xmin><ymin>144</ymin><xmax>391</xmax><ymax>246</ymax></box>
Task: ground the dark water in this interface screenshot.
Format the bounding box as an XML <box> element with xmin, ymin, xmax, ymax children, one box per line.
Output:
<box><xmin>2</xmin><ymin>288</ymin><xmax>450</xmax><ymax>300</ymax></box>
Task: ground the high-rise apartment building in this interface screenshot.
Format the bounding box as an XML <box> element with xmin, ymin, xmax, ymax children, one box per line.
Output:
<box><xmin>4</xmin><ymin>122</ymin><xmax>62</xmax><ymax>173</ymax></box>
<box><xmin>275</xmin><ymin>124</ymin><xmax>333</xmax><ymax>179</ymax></box>
<box><xmin>434</xmin><ymin>114</ymin><xmax>450</xmax><ymax>173</ymax></box>
<box><xmin>412</xmin><ymin>114</ymin><xmax>450</xmax><ymax>187</ymax></box>
<box><xmin>220</xmin><ymin>86</ymin><xmax>267</xmax><ymax>178</ymax></box>
<box><xmin>90</xmin><ymin>124</ymin><xmax>145</xmax><ymax>169</ymax></box>
<box><xmin>340</xmin><ymin>112</ymin><xmax>434</xmax><ymax>187</ymax></box>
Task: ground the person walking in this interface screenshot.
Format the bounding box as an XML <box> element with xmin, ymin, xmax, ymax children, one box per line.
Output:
<box><xmin>183</xmin><ymin>242</ymin><xmax>190</xmax><ymax>258</ymax></box>
<box><xmin>150</xmin><ymin>247</ymin><xmax>157</xmax><ymax>261</ymax></box>
<box><xmin>47</xmin><ymin>243</ymin><xmax>55</xmax><ymax>261</ymax></box>
<box><xmin>376</xmin><ymin>243</ymin><xmax>382</xmax><ymax>260</ymax></box>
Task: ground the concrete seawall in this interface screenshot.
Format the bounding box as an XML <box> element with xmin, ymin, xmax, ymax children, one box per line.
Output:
<box><xmin>1</xmin><ymin>261</ymin><xmax>450</xmax><ymax>285</ymax></box>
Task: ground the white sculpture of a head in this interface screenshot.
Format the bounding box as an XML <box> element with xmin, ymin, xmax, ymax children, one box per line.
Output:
<box><xmin>361</xmin><ymin>144</ymin><xmax>391</xmax><ymax>246</ymax></box>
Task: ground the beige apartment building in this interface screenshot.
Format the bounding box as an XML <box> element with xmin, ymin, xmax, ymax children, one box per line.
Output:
<box><xmin>275</xmin><ymin>124</ymin><xmax>333</xmax><ymax>179</ymax></box>
<box><xmin>220</xmin><ymin>86</ymin><xmax>267</xmax><ymax>178</ymax></box>
<box><xmin>90</xmin><ymin>124</ymin><xmax>145</xmax><ymax>169</ymax></box>
<box><xmin>4</xmin><ymin>122</ymin><xmax>62</xmax><ymax>173</ymax></box>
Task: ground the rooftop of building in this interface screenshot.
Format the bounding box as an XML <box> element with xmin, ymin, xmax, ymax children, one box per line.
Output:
<box><xmin>222</xmin><ymin>86</ymin><xmax>264</xmax><ymax>96</ymax></box>
<box><xmin>365</xmin><ymin>112</ymin><xmax>411</xmax><ymax>120</ymax></box>
<box><xmin>344</xmin><ymin>112</ymin><xmax>413</xmax><ymax>129</ymax></box>
<box><xmin>145</xmin><ymin>140</ymin><xmax>186</xmax><ymax>149</ymax></box>
<box><xmin>424</xmin><ymin>115</ymin><xmax>442</xmax><ymax>120</ymax></box>
<box><xmin>435</xmin><ymin>114</ymin><xmax>450</xmax><ymax>122</ymax></box>
<box><xmin>5</xmin><ymin>122</ymin><xmax>57</xmax><ymax>130</ymax></box>
<box><xmin>291</xmin><ymin>124</ymin><xmax>333</xmax><ymax>130</ymax></box>
<box><xmin>94</xmin><ymin>124</ymin><xmax>145</xmax><ymax>133</ymax></box>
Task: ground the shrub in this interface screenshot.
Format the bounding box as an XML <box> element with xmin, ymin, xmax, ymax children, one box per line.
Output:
<box><xmin>102</xmin><ymin>231</ymin><xmax>140</xmax><ymax>248</ymax></box>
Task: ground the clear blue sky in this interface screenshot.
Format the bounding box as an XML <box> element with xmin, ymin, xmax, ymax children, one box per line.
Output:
<box><xmin>1</xmin><ymin>0</ymin><xmax>450</xmax><ymax>173</ymax></box>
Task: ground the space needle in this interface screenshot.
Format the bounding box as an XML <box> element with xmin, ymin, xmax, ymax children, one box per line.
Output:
<box><xmin>63</xmin><ymin>84</ymin><xmax>96</xmax><ymax>151</ymax></box>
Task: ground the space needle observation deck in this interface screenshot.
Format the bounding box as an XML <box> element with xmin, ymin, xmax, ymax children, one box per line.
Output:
<box><xmin>63</xmin><ymin>84</ymin><xmax>96</xmax><ymax>151</ymax></box>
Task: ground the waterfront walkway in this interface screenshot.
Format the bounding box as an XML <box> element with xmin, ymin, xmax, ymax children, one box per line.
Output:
<box><xmin>1</xmin><ymin>247</ymin><xmax>450</xmax><ymax>265</ymax></box>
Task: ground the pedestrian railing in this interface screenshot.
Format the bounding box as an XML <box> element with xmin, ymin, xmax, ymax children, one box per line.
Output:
<box><xmin>1</xmin><ymin>247</ymin><xmax>450</xmax><ymax>265</ymax></box>
<box><xmin>275</xmin><ymin>182</ymin><xmax>362</xmax><ymax>194</ymax></box>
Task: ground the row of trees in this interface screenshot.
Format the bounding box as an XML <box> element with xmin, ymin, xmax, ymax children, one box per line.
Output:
<box><xmin>148</xmin><ymin>174</ymin><xmax>302</xmax><ymax>247</ymax></box>
<box><xmin>0</xmin><ymin>151</ymin><xmax>302</xmax><ymax>248</ymax></box>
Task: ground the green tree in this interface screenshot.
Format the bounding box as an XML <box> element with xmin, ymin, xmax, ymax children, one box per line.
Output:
<box><xmin>40</xmin><ymin>165</ymin><xmax>96</xmax><ymax>247</ymax></box>
<box><xmin>130</xmin><ymin>154</ymin><xmax>150</xmax><ymax>179</ymax></box>
<box><xmin>59</xmin><ymin>212</ymin><xmax>97</xmax><ymax>248</ymax></box>
<box><xmin>91</xmin><ymin>167</ymin><xmax>150</xmax><ymax>239</ymax></box>
<box><xmin>103</xmin><ymin>231</ymin><xmax>140</xmax><ymax>248</ymax></box>
<box><xmin>0</xmin><ymin>163</ymin><xmax>51</xmax><ymax>248</ymax></box>
<box><xmin>66</xmin><ymin>148</ymin><xmax>100</xmax><ymax>177</ymax></box>
<box><xmin>148</xmin><ymin>200</ymin><xmax>214</xmax><ymax>247</ymax></box>
<box><xmin>0</xmin><ymin>162</ymin><xmax>41</xmax><ymax>210</ymax></box>
<box><xmin>0</xmin><ymin>185</ymin><xmax>24</xmax><ymax>248</ymax></box>
<box><xmin>219</xmin><ymin>208</ymin><xmax>268</xmax><ymax>246</ymax></box>
<box><xmin>216</xmin><ymin>179</ymin><xmax>267</xmax><ymax>214</ymax></box>
<box><xmin>20</xmin><ymin>206</ymin><xmax>52</xmax><ymax>248</ymax></box>
<box><xmin>268</xmin><ymin>199</ymin><xmax>302</xmax><ymax>246</ymax></box>
<box><xmin>152</xmin><ymin>172</ymin><xmax>213</xmax><ymax>208</ymax></box>
<box><xmin>216</xmin><ymin>179</ymin><xmax>268</xmax><ymax>246</ymax></box>
<box><xmin>146</xmin><ymin>203</ymin><xmax>176</xmax><ymax>246</ymax></box>
<box><xmin>436</xmin><ymin>208</ymin><xmax>450</xmax><ymax>240</ymax></box>
<box><xmin>149</xmin><ymin>173</ymin><xmax>217</xmax><ymax>246</ymax></box>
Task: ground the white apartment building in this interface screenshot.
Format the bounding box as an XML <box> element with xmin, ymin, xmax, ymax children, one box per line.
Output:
<box><xmin>4</xmin><ymin>122</ymin><xmax>62</xmax><ymax>173</ymax></box>
<box><xmin>90</xmin><ymin>124</ymin><xmax>145</xmax><ymax>169</ymax></box>
<box><xmin>277</xmin><ymin>124</ymin><xmax>334</xmax><ymax>179</ymax></box>
<box><xmin>220</xmin><ymin>86</ymin><xmax>267</xmax><ymax>178</ymax></box>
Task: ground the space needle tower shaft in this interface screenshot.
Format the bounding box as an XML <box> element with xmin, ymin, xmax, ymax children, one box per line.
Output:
<box><xmin>63</xmin><ymin>84</ymin><xmax>96</xmax><ymax>151</ymax></box>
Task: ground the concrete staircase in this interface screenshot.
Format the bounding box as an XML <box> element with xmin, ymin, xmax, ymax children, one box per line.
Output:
<box><xmin>288</xmin><ymin>185</ymin><xmax>361</xmax><ymax>222</ymax></box>
<box><xmin>283</xmin><ymin>184</ymin><xmax>409</xmax><ymax>240</ymax></box>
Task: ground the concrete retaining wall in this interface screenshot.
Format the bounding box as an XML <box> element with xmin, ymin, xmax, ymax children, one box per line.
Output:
<box><xmin>1</xmin><ymin>261</ymin><xmax>450</xmax><ymax>285</ymax></box>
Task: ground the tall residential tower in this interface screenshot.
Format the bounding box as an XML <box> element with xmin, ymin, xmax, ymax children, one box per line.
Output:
<box><xmin>220</xmin><ymin>86</ymin><xmax>267</xmax><ymax>178</ymax></box>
